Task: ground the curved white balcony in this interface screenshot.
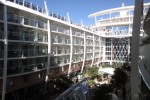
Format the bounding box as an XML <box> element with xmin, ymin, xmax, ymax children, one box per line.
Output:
<box><xmin>96</xmin><ymin>16</ymin><xmax>133</xmax><ymax>27</ymax></box>
<box><xmin>98</xmin><ymin>30</ymin><xmax>132</xmax><ymax>38</ymax></box>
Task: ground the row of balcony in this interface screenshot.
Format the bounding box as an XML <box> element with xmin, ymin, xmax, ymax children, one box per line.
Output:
<box><xmin>0</xmin><ymin>50</ymin><xmax>47</xmax><ymax>58</ymax></box>
<box><xmin>86</xmin><ymin>35</ymin><xmax>93</xmax><ymax>40</ymax></box>
<box><xmin>51</xmin><ymin>25</ymin><xmax>70</xmax><ymax>35</ymax></box>
<box><xmin>97</xmin><ymin>17</ymin><xmax>133</xmax><ymax>25</ymax></box>
<box><xmin>52</xmin><ymin>38</ymin><xmax>70</xmax><ymax>45</ymax></box>
<box><xmin>73</xmin><ymin>58</ymin><xmax>83</xmax><ymax>63</ymax></box>
<box><xmin>1</xmin><ymin>31</ymin><xmax>48</xmax><ymax>42</ymax></box>
<box><xmin>72</xmin><ymin>32</ymin><xmax>84</xmax><ymax>38</ymax></box>
<box><xmin>0</xmin><ymin>62</ymin><xmax>47</xmax><ymax>76</ymax></box>
<box><xmin>73</xmin><ymin>40</ymin><xmax>84</xmax><ymax>45</ymax></box>
<box><xmin>7</xmin><ymin>62</ymin><xmax>46</xmax><ymax>76</ymax></box>
<box><xmin>55</xmin><ymin>59</ymin><xmax>70</xmax><ymax>66</ymax></box>
<box><xmin>74</xmin><ymin>50</ymin><xmax>84</xmax><ymax>54</ymax></box>
<box><xmin>86</xmin><ymin>50</ymin><xmax>93</xmax><ymax>53</ymax></box>
<box><xmin>52</xmin><ymin>49</ymin><xmax>70</xmax><ymax>55</ymax></box>
<box><xmin>7</xmin><ymin>49</ymin><xmax>47</xmax><ymax>58</ymax></box>
<box><xmin>86</xmin><ymin>56</ymin><xmax>93</xmax><ymax>60</ymax></box>
<box><xmin>0</xmin><ymin>13</ymin><xmax>47</xmax><ymax>30</ymax></box>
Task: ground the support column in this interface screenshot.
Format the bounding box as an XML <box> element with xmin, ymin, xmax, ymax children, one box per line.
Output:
<box><xmin>2</xmin><ymin>4</ymin><xmax>8</xmax><ymax>100</ymax></box>
<box><xmin>103</xmin><ymin>38</ymin><xmax>106</xmax><ymax>61</ymax></box>
<box><xmin>91</xmin><ymin>35</ymin><xmax>95</xmax><ymax>67</ymax></box>
<box><xmin>110</xmin><ymin>38</ymin><xmax>113</xmax><ymax>65</ymax></box>
<box><xmin>131</xmin><ymin>0</ymin><xmax>143</xmax><ymax>100</ymax></box>
<box><xmin>81</xmin><ymin>31</ymin><xmax>86</xmax><ymax>73</ymax></box>
<box><xmin>128</xmin><ymin>38</ymin><xmax>130</xmax><ymax>62</ymax></box>
<box><xmin>44</xmin><ymin>0</ymin><xmax>51</xmax><ymax>81</ymax></box>
<box><xmin>97</xmin><ymin>36</ymin><xmax>101</xmax><ymax>66</ymax></box>
<box><xmin>68</xmin><ymin>27</ymin><xmax>73</xmax><ymax>76</ymax></box>
<box><xmin>46</xmin><ymin>19</ymin><xmax>51</xmax><ymax>80</ymax></box>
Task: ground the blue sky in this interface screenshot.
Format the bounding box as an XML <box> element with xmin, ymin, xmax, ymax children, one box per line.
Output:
<box><xmin>31</xmin><ymin>0</ymin><xmax>149</xmax><ymax>25</ymax></box>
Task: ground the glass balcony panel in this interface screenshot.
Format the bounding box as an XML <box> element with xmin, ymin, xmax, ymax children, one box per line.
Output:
<box><xmin>36</xmin><ymin>49</ymin><xmax>48</xmax><ymax>55</ymax></box>
<box><xmin>57</xmin><ymin>50</ymin><xmax>62</xmax><ymax>54</ymax></box>
<box><xmin>22</xmin><ymin>33</ymin><xmax>34</xmax><ymax>41</ymax></box>
<box><xmin>8</xmin><ymin>32</ymin><xmax>21</xmax><ymax>40</ymax></box>
<box><xmin>38</xmin><ymin>22</ymin><xmax>47</xmax><ymax>29</ymax></box>
<box><xmin>7</xmin><ymin>13</ymin><xmax>21</xmax><ymax>24</ymax></box>
<box><xmin>36</xmin><ymin>34</ymin><xmax>48</xmax><ymax>42</ymax></box>
<box><xmin>24</xmin><ymin>18</ymin><xmax>37</xmax><ymax>27</ymax></box>
<box><xmin>8</xmin><ymin>50</ymin><xmax>21</xmax><ymax>57</ymax></box>
<box><xmin>51</xmin><ymin>62</ymin><xmax>57</xmax><ymax>66</ymax></box>
<box><xmin>23</xmin><ymin>50</ymin><xmax>35</xmax><ymax>57</ymax></box>
<box><xmin>7</xmin><ymin>61</ymin><xmax>46</xmax><ymax>75</ymax></box>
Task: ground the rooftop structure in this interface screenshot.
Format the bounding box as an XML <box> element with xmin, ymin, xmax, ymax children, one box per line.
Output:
<box><xmin>88</xmin><ymin>3</ymin><xmax>150</xmax><ymax>64</ymax></box>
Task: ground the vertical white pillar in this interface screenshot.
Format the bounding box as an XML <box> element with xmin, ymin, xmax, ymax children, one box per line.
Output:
<box><xmin>110</xmin><ymin>38</ymin><xmax>113</xmax><ymax>65</ymax></box>
<box><xmin>81</xmin><ymin>31</ymin><xmax>86</xmax><ymax>73</ymax></box>
<box><xmin>44</xmin><ymin>0</ymin><xmax>51</xmax><ymax>81</ymax></box>
<box><xmin>103</xmin><ymin>38</ymin><xmax>106</xmax><ymax>61</ymax></box>
<box><xmin>128</xmin><ymin>38</ymin><xmax>130</xmax><ymax>62</ymax></box>
<box><xmin>91</xmin><ymin>35</ymin><xmax>95</xmax><ymax>67</ymax></box>
<box><xmin>131</xmin><ymin>0</ymin><xmax>143</xmax><ymax>100</ymax></box>
<box><xmin>46</xmin><ymin>19</ymin><xmax>51</xmax><ymax>80</ymax></box>
<box><xmin>68</xmin><ymin>27</ymin><xmax>73</xmax><ymax>76</ymax></box>
<box><xmin>2</xmin><ymin>4</ymin><xmax>8</xmax><ymax>100</ymax></box>
<box><xmin>97</xmin><ymin>36</ymin><xmax>101</xmax><ymax>66</ymax></box>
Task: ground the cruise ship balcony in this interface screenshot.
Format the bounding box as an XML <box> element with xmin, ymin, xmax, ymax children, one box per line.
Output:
<box><xmin>7</xmin><ymin>13</ymin><xmax>47</xmax><ymax>30</ymax></box>
<box><xmin>73</xmin><ymin>38</ymin><xmax>84</xmax><ymax>46</ymax></box>
<box><xmin>8</xmin><ymin>42</ymin><xmax>48</xmax><ymax>58</ymax></box>
<box><xmin>98</xmin><ymin>30</ymin><xmax>132</xmax><ymax>38</ymax></box>
<box><xmin>51</xmin><ymin>25</ymin><xmax>70</xmax><ymax>36</ymax></box>
<box><xmin>73</xmin><ymin>56</ymin><xmax>84</xmax><ymax>64</ymax></box>
<box><xmin>54</xmin><ymin>56</ymin><xmax>70</xmax><ymax>67</ymax></box>
<box><xmin>53</xmin><ymin>49</ymin><xmax>70</xmax><ymax>56</ymax></box>
<box><xmin>7</xmin><ymin>58</ymin><xmax>47</xmax><ymax>76</ymax></box>
<box><xmin>96</xmin><ymin>16</ymin><xmax>133</xmax><ymax>27</ymax></box>
<box><xmin>73</xmin><ymin>50</ymin><xmax>84</xmax><ymax>55</ymax></box>
<box><xmin>72</xmin><ymin>31</ymin><xmax>84</xmax><ymax>38</ymax></box>
<box><xmin>7</xmin><ymin>25</ymin><xmax>48</xmax><ymax>43</ymax></box>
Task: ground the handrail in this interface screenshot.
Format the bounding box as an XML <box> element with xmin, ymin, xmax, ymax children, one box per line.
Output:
<box><xmin>55</xmin><ymin>78</ymin><xmax>89</xmax><ymax>100</ymax></box>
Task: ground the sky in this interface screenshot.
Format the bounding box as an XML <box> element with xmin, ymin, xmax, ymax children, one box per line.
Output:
<box><xmin>30</xmin><ymin>0</ymin><xmax>149</xmax><ymax>25</ymax></box>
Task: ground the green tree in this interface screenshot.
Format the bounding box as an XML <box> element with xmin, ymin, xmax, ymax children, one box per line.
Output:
<box><xmin>86</xmin><ymin>67</ymin><xmax>98</xmax><ymax>79</ymax></box>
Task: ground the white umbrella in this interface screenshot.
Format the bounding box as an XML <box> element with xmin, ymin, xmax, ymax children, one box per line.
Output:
<box><xmin>99</xmin><ymin>67</ymin><xmax>115</xmax><ymax>75</ymax></box>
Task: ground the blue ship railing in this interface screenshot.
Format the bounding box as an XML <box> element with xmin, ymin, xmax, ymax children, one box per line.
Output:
<box><xmin>55</xmin><ymin>78</ymin><xmax>89</xmax><ymax>100</ymax></box>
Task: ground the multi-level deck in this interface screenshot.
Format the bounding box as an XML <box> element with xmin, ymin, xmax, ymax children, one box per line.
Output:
<box><xmin>0</xmin><ymin>0</ymin><xmax>103</xmax><ymax>99</ymax></box>
<box><xmin>89</xmin><ymin>3</ymin><xmax>150</xmax><ymax>64</ymax></box>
